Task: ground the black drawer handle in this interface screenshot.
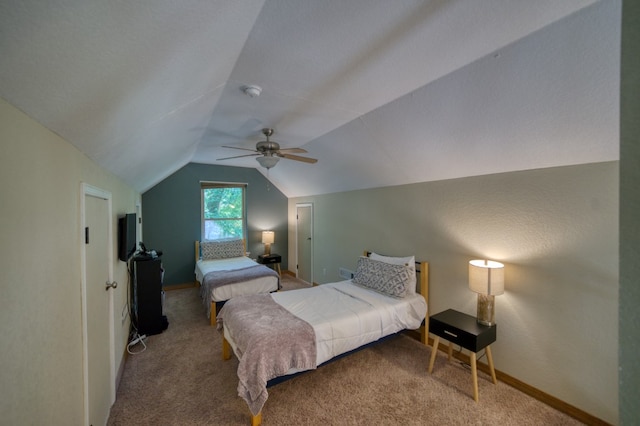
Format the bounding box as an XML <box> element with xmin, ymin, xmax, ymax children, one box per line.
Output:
<box><xmin>444</xmin><ymin>330</ymin><xmax>458</xmax><ymax>338</ymax></box>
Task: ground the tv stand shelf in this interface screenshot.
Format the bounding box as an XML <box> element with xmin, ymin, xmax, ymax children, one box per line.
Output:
<box><xmin>131</xmin><ymin>257</ymin><xmax>166</xmax><ymax>335</ymax></box>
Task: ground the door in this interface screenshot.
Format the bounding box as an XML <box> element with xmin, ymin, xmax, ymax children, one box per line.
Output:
<box><xmin>82</xmin><ymin>184</ymin><xmax>115</xmax><ymax>426</ymax></box>
<box><xmin>296</xmin><ymin>203</ymin><xmax>313</xmax><ymax>284</ymax></box>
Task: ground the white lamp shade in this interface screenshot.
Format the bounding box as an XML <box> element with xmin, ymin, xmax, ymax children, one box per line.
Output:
<box><xmin>261</xmin><ymin>231</ymin><xmax>275</xmax><ymax>244</ymax></box>
<box><xmin>469</xmin><ymin>260</ymin><xmax>504</xmax><ymax>295</ymax></box>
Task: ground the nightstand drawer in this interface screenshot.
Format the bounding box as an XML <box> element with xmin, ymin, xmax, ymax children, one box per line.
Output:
<box><xmin>430</xmin><ymin>319</ymin><xmax>476</xmax><ymax>349</ymax></box>
<box><xmin>430</xmin><ymin>309</ymin><xmax>496</xmax><ymax>352</ymax></box>
<box><xmin>258</xmin><ymin>254</ymin><xmax>281</xmax><ymax>264</ymax></box>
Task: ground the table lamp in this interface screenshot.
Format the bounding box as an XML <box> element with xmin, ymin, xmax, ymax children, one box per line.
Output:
<box><xmin>469</xmin><ymin>260</ymin><xmax>504</xmax><ymax>326</ymax></box>
<box><xmin>262</xmin><ymin>231</ymin><xmax>274</xmax><ymax>255</ymax></box>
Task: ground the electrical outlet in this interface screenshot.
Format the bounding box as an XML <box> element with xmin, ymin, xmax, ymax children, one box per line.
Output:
<box><xmin>339</xmin><ymin>268</ymin><xmax>354</xmax><ymax>280</ymax></box>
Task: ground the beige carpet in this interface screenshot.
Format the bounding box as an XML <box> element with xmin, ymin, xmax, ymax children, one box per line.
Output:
<box><xmin>108</xmin><ymin>275</ymin><xmax>583</xmax><ymax>425</ymax></box>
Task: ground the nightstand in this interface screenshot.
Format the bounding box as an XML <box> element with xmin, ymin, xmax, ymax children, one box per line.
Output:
<box><xmin>257</xmin><ymin>253</ymin><xmax>281</xmax><ymax>276</ymax></box>
<box><xmin>428</xmin><ymin>309</ymin><xmax>497</xmax><ymax>402</ymax></box>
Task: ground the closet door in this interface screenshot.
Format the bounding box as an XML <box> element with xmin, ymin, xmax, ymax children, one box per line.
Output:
<box><xmin>296</xmin><ymin>203</ymin><xmax>313</xmax><ymax>284</ymax></box>
<box><xmin>82</xmin><ymin>186</ymin><xmax>115</xmax><ymax>426</ymax></box>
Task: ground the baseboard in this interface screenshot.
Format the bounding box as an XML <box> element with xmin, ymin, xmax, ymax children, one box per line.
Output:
<box><xmin>115</xmin><ymin>346</ymin><xmax>128</xmax><ymax>393</ymax></box>
<box><xmin>281</xmin><ymin>269</ymin><xmax>319</xmax><ymax>286</ymax></box>
<box><xmin>164</xmin><ymin>272</ymin><xmax>297</xmax><ymax>290</ymax></box>
<box><xmin>163</xmin><ymin>282</ymin><xmax>198</xmax><ymax>291</ymax></box>
<box><xmin>164</xmin><ymin>272</ymin><xmax>298</xmax><ymax>289</ymax></box>
<box><xmin>403</xmin><ymin>331</ymin><xmax>610</xmax><ymax>426</ymax></box>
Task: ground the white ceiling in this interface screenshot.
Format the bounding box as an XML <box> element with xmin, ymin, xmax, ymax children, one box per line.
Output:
<box><xmin>0</xmin><ymin>0</ymin><xmax>619</xmax><ymax>197</ymax></box>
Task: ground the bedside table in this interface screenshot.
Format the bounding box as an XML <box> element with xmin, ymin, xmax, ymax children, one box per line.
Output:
<box><xmin>257</xmin><ymin>253</ymin><xmax>281</xmax><ymax>276</ymax></box>
<box><xmin>428</xmin><ymin>309</ymin><xmax>497</xmax><ymax>402</ymax></box>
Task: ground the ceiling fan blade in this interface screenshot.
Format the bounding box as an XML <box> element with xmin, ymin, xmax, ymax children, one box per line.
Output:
<box><xmin>217</xmin><ymin>153</ymin><xmax>260</xmax><ymax>161</ymax></box>
<box><xmin>221</xmin><ymin>145</ymin><xmax>258</xmax><ymax>153</ymax></box>
<box><xmin>280</xmin><ymin>153</ymin><xmax>318</xmax><ymax>164</ymax></box>
<box><xmin>278</xmin><ymin>147</ymin><xmax>308</xmax><ymax>154</ymax></box>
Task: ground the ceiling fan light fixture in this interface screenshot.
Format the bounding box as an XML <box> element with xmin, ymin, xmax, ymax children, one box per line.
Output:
<box><xmin>219</xmin><ymin>128</ymin><xmax>317</xmax><ymax>166</ymax></box>
<box><xmin>256</xmin><ymin>155</ymin><xmax>279</xmax><ymax>169</ymax></box>
<box><xmin>242</xmin><ymin>85</ymin><xmax>262</xmax><ymax>98</ymax></box>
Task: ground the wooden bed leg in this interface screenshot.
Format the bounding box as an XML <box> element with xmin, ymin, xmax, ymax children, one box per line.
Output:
<box><xmin>428</xmin><ymin>335</ymin><xmax>440</xmax><ymax>373</ymax></box>
<box><xmin>210</xmin><ymin>302</ymin><xmax>217</xmax><ymax>326</ymax></box>
<box><xmin>222</xmin><ymin>336</ymin><xmax>232</xmax><ymax>360</ymax></box>
<box><xmin>250</xmin><ymin>412</ymin><xmax>262</xmax><ymax>426</ymax></box>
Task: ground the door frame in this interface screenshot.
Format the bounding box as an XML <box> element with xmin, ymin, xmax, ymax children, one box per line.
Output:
<box><xmin>80</xmin><ymin>183</ymin><xmax>116</xmax><ymax>425</ymax></box>
<box><xmin>295</xmin><ymin>203</ymin><xmax>313</xmax><ymax>284</ymax></box>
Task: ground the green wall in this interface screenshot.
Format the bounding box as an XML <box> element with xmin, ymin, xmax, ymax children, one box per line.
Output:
<box><xmin>619</xmin><ymin>0</ymin><xmax>640</xmax><ymax>423</ymax></box>
<box><xmin>141</xmin><ymin>163</ymin><xmax>288</xmax><ymax>286</ymax></box>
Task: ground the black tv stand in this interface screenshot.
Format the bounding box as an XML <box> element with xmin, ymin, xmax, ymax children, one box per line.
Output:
<box><xmin>131</xmin><ymin>257</ymin><xmax>167</xmax><ymax>335</ymax></box>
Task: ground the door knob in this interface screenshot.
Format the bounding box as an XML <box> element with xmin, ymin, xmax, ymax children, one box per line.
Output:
<box><xmin>105</xmin><ymin>281</ymin><xmax>118</xmax><ymax>291</ymax></box>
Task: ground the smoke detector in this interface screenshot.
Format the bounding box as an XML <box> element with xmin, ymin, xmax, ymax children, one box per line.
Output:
<box><xmin>242</xmin><ymin>85</ymin><xmax>262</xmax><ymax>98</ymax></box>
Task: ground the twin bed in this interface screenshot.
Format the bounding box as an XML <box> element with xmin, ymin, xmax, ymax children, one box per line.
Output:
<box><xmin>194</xmin><ymin>239</ymin><xmax>280</xmax><ymax>325</ymax></box>
<box><xmin>217</xmin><ymin>251</ymin><xmax>429</xmax><ymax>426</ymax></box>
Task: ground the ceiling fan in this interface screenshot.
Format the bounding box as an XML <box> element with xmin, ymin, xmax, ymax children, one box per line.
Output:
<box><xmin>217</xmin><ymin>128</ymin><xmax>318</xmax><ymax>169</ymax></box>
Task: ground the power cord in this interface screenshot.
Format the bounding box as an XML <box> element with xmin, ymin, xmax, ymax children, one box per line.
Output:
<box><xmin>457</xmin><ymin>346</ymin><xmax>487</xmax><ymax>370</ymax></box>
<box><xmin>127</xmin><ymin>331</ymin><xmax>147</xmax><ymax>355</ymax></box>
<box><xmin>125</xmin><ymin>258</ymin><xmax>147</xmax><ymax>354</ymax></box>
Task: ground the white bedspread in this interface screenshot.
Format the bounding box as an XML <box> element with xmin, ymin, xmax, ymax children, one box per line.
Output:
<box><xmin>220</xmin><ymin>279</ymin><xmax>427</xmax><ymax>415</ymax></box>
<box><xmin>270</xmin><ymin>280</ymin><xmax>427</xmax><ymax>366</ymax></box>
<box><xmin>195</xmin><ymin>257</ymin><xmax>279</xmax><ymax>303</ymax></box>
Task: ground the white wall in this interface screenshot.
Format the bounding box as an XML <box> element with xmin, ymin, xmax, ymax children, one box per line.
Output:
<box><xmin>0</xmin><ymin>98</ymin><xmax>139</xmax><ymax>424</ymax></box>
<box><xmin>289</xmin><ymin>161</ymin><xmax>618</xmax><ymax>424</ymax></box>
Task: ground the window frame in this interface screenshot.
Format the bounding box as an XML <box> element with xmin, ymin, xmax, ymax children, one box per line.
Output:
<box><xmin>200</xmin><ymin>181</ymin><xmax>247</xmax><ymax>242</ymax></box>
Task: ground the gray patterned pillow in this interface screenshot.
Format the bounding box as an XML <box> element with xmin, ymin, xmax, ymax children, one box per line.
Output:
<box><xmin>352</xmin><ymin>256</ymin><xmax>411</xmax><ymax>298</ymax></box>
<box><xmin>201</xmin><ymin>239</ymin><xmax>245</xmax><ymax>259</ymax></box>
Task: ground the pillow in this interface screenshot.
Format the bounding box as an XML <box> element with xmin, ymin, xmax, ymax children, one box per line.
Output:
<box><xmin>369</xmin><ymin>252</ymin><xmax>416</xmax><ymax>294</ymax></box>
<box><xmin>352</xmin><ymin>256</ymin><xmax>412</xmax><ymax>298</ymax></box>
<box><xmin>200</xmin><ymin>239</ymin><xmax>245</xmax><ymax>260</ymax></box>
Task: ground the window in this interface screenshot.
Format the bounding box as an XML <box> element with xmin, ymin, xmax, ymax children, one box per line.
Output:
<box><xmin>201</xmin><ymin>182</ymin><xmax>246</xmax><ymax>241</ymax></box>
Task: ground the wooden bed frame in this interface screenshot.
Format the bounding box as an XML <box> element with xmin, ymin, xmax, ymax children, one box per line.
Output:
<box><xmin>221</xmin><ymin>251</ymin><xmax>430</xmax><ymax>426</ymax></box>
<box><xmin>195</xmin><ymin>240</ymin><xmax>248</xmax><ymax>326</ymax></box>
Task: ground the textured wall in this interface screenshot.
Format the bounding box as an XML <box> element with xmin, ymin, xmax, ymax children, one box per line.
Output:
<box><xmin>0</xmin><ymin>98</ymin><xmax>139</xmax><ymax>424</ymax></box>
<box><xmin>289</xmin><ymin>162</ymin><xmax>618</xmax><ymax>423</ymax></box>
<box><xmin>141</xmin><ymin>163</ymin><xmax>288</xmax><ymax>286</ymax></box>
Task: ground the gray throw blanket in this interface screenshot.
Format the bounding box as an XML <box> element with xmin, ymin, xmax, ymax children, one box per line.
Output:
<box><xmin>201</xmin><ymin>265</ymin><xmax>279</xmax><ymax>316</ymax></box>
<box><xmin>202</xmin><ymin>264</ymin><xmax>279</xmax><ymax>291</ymax></box>
<box><xmin>217</xmin><ymin>294</ymin><xmax>317</xmax><ymax>416</ymax></box>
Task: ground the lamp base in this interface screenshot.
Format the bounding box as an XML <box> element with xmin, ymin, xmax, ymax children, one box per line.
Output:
<box><xmin>476</xmin><ymin>294</ymin><xmax>496</xmax><ymax>326</ymax></box>
<box><xmin>264</xmin><ymin>243</ymin><xmax>271</xmax><ymax>256</ymax></box>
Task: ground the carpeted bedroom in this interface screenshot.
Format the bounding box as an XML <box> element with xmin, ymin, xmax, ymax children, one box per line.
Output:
<box><xmin>107</xmin><ymin>274</ymin><xmax>581</xmax><ymax>425</ymax></box>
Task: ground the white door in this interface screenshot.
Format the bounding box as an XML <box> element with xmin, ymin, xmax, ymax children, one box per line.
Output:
<box><xmin>296</xmin><ymin>204</ymin><xmax>313</xmax><ymax>284</ymax></box>
<box><xmin>82</xmin><ymin>185</ymin><xmax>115</xmax><ymax>426</ymax></box>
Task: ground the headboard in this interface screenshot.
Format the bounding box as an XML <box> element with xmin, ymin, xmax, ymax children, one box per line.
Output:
<box><xmin>364</xmin><ymin>250</ymin><xmax>429</xmax><ymax>344</ymax></box>
<box><xmin>195</xmin><ymin>239</ymin><xmax>247</xmax><ymax>263</ymax></box>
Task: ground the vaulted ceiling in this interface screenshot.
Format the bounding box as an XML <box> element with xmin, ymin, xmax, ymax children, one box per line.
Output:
<box><xmin>0</xmin><ymin>0</ymin><xmax>619</xmax><ymax>197</ymax></box>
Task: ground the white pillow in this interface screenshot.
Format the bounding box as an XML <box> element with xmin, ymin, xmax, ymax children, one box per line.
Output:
<box><xmin>369</xmin><ymin>252</ymin><xmax>416</xmax><ymax>294</ymax></box>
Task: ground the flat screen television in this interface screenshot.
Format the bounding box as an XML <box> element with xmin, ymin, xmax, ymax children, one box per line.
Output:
<box><xmin>118</xmin><ymin>213</ymin><xmax>137</xmax><ymax>262</ymax></box>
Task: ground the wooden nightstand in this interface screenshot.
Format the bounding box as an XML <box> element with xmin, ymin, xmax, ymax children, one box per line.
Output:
<box><xmin>257</xmin><ymin>253</ymin><xmax>281</xmax><ymax>276</ymax></box>
<box><xmin>428</xmin><ymin>309</ymin><xmax>497</xmax><ymax>402</ymax></box>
